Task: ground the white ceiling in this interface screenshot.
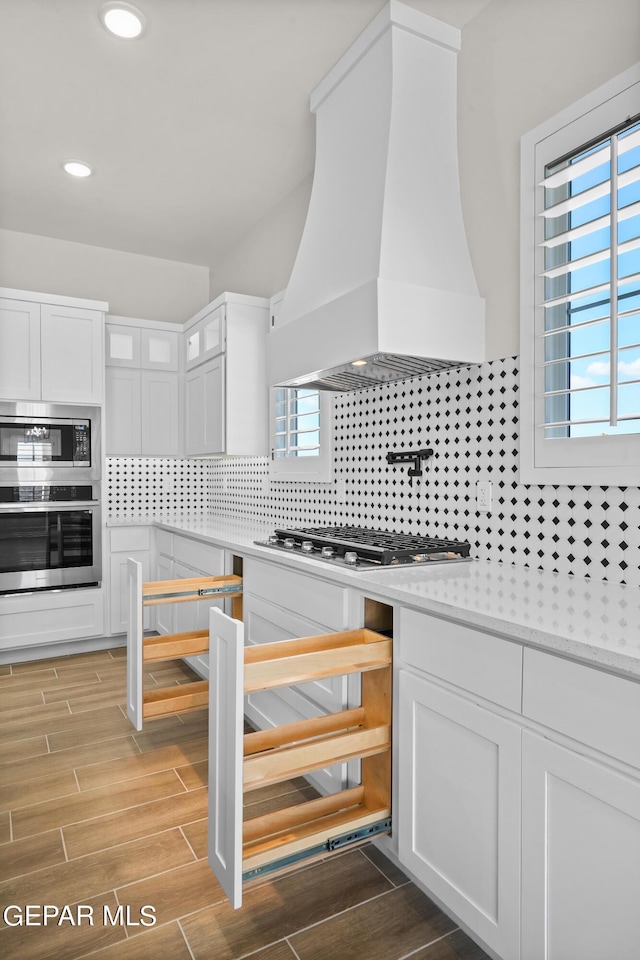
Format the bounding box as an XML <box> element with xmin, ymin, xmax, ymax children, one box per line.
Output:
<box><xmin>0</xmin><ymin>0</ymin><xmax>491</xmax><ymax>270</ymax></box>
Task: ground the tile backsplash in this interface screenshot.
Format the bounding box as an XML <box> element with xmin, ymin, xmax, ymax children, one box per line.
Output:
<box><xmin>106</xmin><ymin>356</ymin><xmax>640</xmax><ymax>587</ymax></box>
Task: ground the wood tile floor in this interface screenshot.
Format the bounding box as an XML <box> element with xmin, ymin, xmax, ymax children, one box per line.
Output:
<box><xmin>0</xmin><ymin>646</ymin><xmax>491</xmax><ymax>960</ymax></box>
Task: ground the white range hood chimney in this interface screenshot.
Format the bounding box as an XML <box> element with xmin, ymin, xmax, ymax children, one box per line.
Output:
<box><xmin>267</xmin><ymin>0</ymin><xmax>485</xmax><ymax>392</ymax></box>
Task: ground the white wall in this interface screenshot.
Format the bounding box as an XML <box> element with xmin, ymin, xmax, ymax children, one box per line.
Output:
<box><xmin>457</xmin><ymin>0</ymin><xmax>640</xmax><ymax>360</ymax></box>
<box><xmin>209</xmin><ymin>174</ymin><xmax>313</xmax><ymax>301</ymax></box>
<box><xmin>208</xmin><ymin>0</ymin><xmax>640</xmax><ymax>361</ymax></box>
<box><xmin>0</xmin><ymin>229</ymin><xmax>210</xmax><ymax>324</ymax></box>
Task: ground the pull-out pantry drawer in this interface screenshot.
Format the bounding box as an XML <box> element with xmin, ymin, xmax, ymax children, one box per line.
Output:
<box><xmin>208</xmin><ymin>608</ymin><xmax>392</xmax><ymax>909</ymax></box>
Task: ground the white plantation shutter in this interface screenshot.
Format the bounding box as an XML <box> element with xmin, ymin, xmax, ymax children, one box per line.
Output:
<box><xmin>269</xmin><ymin>387</ymin><xmax>333</xmax><ymax>481</ymax></box>
<box><xmin>520</xmin><ymin>64</ymin><xmax>640</xmax><ymax>484</ymax></box>
<box><xmin>540</xmin><ymin>121</ymin><xmax>640</xmax><ymax>439</ymax></box>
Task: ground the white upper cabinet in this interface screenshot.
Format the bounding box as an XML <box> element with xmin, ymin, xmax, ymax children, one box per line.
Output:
<box><xmin>0</xmin><ymin>298</ymin><xmax>40</xmax><ymax>400</ymax></box>
<box><xmin>183</xmin><ymin>293</ymin><xmax>269</xmax><ymax>456</ymax></box>
<box><xmin>105</xmin><ymin>315</ymin><xmax>181</xmax><ymax>456</ymax></box>
<box><xmin>0</xmin><ymin>290</ymin><xmax>106</xmax><ymax>404</ymax></box>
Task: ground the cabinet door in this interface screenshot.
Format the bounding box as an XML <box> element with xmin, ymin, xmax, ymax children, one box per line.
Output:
<box><xmin>109</xmin><ymin>549</ymin><xmax>150</xmax><ymax>635</ymax></box>
<box><xmin>141</xmin><ymin>370</ymin><xmax>180</xmax><ymax>456</ymax></box>
<box><xmin>202</xmin><ymin>356</ymin><xmax>225</xmax><ymax>454</ymax></box>
<box><xmin>105</xmin><ymin>367</ymin><xmax>141</xmax><ymax>455</ymax></box>
<box><xmin>105</xmin><ymin>324</ymin><xmax>141</xmax><ymax>368</ymax></box>
<box><xmin>522</xmin><ymin>731</ymin><xmax>640</xmax><ymax>960</ymax></box>
<box><xmin>41</xmin><ymin>305</ymin><xmax>103</xmax><ymax>403</ymax></box>
<box><xmin>200</xmin><ymin>304</ymin><xmax>225</xmax><ymax>362</ymax></box>
<box><xmin>0</xmin><ymin>298</ymin><xmax>41</xmax><ymax>400</ymax></box>
<box><xmin>398</xmin><ymin>670</ymin><xmax>521</xmax><ymax>960</ymax></box>
<box><xmin>184</xmin><ymin>366</ymin><xmax>204</xmax><ymax>455</ymax></box>
<box><xmin>140</xmin><ymin>327</ymin><xmax>179</xmax><ymax>371</ymax></box>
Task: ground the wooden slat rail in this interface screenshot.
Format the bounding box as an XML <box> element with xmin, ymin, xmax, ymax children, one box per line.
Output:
<box><xmin>142</xmin><ymin>575</ymin><xmax>243</xmax><ymax>605</ymax></box>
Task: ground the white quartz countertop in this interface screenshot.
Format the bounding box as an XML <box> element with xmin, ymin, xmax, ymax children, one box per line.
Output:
<box><xmin>108</xmin><ymin>514</ymin><xmax>640</xmax><ymax>680</ymax></box>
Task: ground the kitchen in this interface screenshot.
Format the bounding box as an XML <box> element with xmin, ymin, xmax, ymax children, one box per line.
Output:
<box><xmin>1</xmin><ymin>1</ymin><xmax>639</xmax><ymax>958</ymax></box>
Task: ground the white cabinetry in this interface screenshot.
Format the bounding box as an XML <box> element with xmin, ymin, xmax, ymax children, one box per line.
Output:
<box><xmin>183</xmin><ymin>293</ymin><xmax>269</xmax><ymax>456</ymax></box>
<box><xmin>105</xmin><ymin>316</ymin><xmax>180</xmax><ymax>456</ymax></box>
<box><xmin>521</xmin><ymin>731</ymin><xmax>640</xmax><ymax>960</ymax></box>
<box><xmin>108</xmin><ymin>526</ymin><xmax>152</xmax><ymax>635</ymax></box>
<box><xmin>0</xmin><ymin>289</ymin><xmax>106</xmax><ymax>404</ymax></box>
<box><xmin>397</xmin><ymin>609</ymin><xmax>522</xmax><ymax>960</ymax></box>
<box><xmin>520</xmin><ymin>647</ymin><xmax>640</xmax><ymax>960</ymax></box>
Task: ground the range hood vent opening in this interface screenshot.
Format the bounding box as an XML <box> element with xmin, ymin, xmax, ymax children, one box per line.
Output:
<box><xmin>267</xmin><ymin>0</ymin><xmax>485</xmax><ymax>392</ymax></box>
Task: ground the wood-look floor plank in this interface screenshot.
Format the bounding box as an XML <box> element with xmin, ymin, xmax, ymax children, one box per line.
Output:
<box><xmin>236</xmin><ymin>943</ymin><xmax>299</xmax><ymax>960</ymax></box>
<box><xmin>117</xmin><ymin>858</ymin><xmax>227</xmax><ymax>927</ymax></box>
<box><xmin>289</xmin><ymin>883</ymin><xmax>457</xmax><ymax>960</ymax></box>
<box><xmin>0</xmin><ymin>892</ymin><xmax>127</xmax><ymax>960</ymax></box>
<box><xmin>0</xmin><ymin>829</ymin><xmax>195</xmax><ymax>920</ymax></box>
<box><xmin>409</xmin><ymin>929</ymin><xmax>490</xmax><ymax>960</ymax></box>
<box><xmin>0</xmin><ymin>735</ymin><xmax>49</xmax><ymax>766</ymax></box>
<box><xmin>76</xmin><ymin>738</ymin><xmax>208</xmax><ymax>791</ymax></box>
<box><xmin>9</xmin><ymin>649</ymin><xmax>115</xmax><ymax>672</ymax></box>
<box><xmin>361</xmin><ymin>844</ymin><xmax>411</xmax><ymax>887</ymax></box>
<box><xmin>0</xmin><ymin>736</ymin><xmax>139</xmax><ymax>787</ymax></box>
<box><xmin>0</xmin><ymin>704</ymin><xmax>132</xmax><ymax>746</ymax></box>
<box><xmin>12</xmin><ymin>768</ymin><xmax>186</xmax><ymax>840</ymax></box>
<box><xmin>0</xmin><ymin>689</ymin><xmax>45</xmax><ymax>712</ymax></box>
<box><xmin>43</xmin><ymin>676</ymin><xmax>126</xmax><ymax>704</ymax></box>
<box><xmin>133</xmin><ymin>713</ymin><xmax>209</xmax><ymax>753</ymax></box>
<box><xmin>0</xmin><ymin>669</ymin><xmax>58</xmax><ymax>690</ymax></box>
<box><xmin>0</xmin><ymin>828</ymin><xmax>66</xmax><ymax>882</ymax></box>
<box><xmin>0</xmin><ymin>768</ymin><xmax>79</xmax><ymax>814</ymax></box>
<box><xmin>0</xmin><ymin>664</ymin><xmax>11</xmax><ymax>675</ymax></box>
<box><xmin>63</xmin><ymin>787</ymin><xmax>209</xmax><ymax>859</ymax></box>
<box><xmin>0</xmin><ymin>812</ymin><xmax>10</xmax><ymax>844</ymax></box>
<box><xmin>73</xmin><ymin>921</ymin><xmax>194</xmax><ymax>960</ymax></box>
<box><xmin>175</xmin><ymin>757</ymin><xmax>207</xmax><ymax>790</ymax></box>
<box><xmin>49</xmin><ymin>711</ymin><xmax>182</xmax><ymax>753</ymax></box>
<box><xmin>180</xmin><ymin>850</ymin><xmax>395</xmax><ymax>960</ymax></box>
<box><xmin>0</xmin><ymin>699</ymin><xmax>71</xmax><ymax>728</ymax></box>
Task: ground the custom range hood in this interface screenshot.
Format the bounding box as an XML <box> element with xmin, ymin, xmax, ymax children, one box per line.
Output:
<box><xmin>267</xmin><ymin>0</ymin><xmax>485</xmax><ymax>392</ymax></box>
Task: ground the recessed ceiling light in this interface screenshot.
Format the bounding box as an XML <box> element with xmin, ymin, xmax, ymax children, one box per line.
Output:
<box><xmin>99</xmin><ymin>2</ymin><xmax>146</xmax><ymax>39</ymax></box>
<box><xmin>63</xmin><ymin>160</ymin><xmax>93</xmax><ymax>178</ymax></box>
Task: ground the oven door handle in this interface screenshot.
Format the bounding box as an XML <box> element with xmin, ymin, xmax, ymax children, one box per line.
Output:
<box><xmin>0</xmin><ymin>501</ymin><xmax>100</xmax><ymax>511</ymax></box>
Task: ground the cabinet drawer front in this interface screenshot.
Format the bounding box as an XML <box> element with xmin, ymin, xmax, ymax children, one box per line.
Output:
<box><xmin>155</xmin><ymin>529</ymin><xmax>173</xmax><ymax>557</ymax></box>
<box><xmin>173</xmin><ymin>535</ymin><xmax>224</xmax><ymax>575</ymax></box>
<box><xmin>244</xmin><ymin>558</ymin><xmax>348</xmax><ymax>631</ymax></box>
<box><xmin>523</xmin><ymin>648</ymin><xmax>640</xmax><ymax>768</ymax></box>
<box><xmin>110</xmin><ymin>526</ymin><xmax>150</xmax><ymax>553</ymax></box>
<box><xmin>399</xmin><ymin>608</ymin><xmax>522</xmax><ymax>712</ymax></box>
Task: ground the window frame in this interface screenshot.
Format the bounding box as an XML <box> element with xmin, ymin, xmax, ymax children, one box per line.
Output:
<box><xmin>268</xmin><ymin>387</ymin><xmax>333</xmax><ymax>483</ymax></box>
<box><xmin>520</xmin><ymin>61</ymin><xmax>640</xmax><ymax>485</ymax></box>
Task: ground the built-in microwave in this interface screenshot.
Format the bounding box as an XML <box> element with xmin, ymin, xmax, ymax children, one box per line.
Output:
<box><xmin>0</xmin><ymin>403</ymin><xmax>100</xmax><ymax>482</ymax></box>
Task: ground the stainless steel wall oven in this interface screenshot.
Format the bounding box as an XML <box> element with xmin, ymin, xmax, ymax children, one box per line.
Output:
<box><xmin>0</xmin><ymin>484</ymin><xmax>102</xmax><ymax>594</ymax></box>
<box><xmin>0</xmin><ymin>403</ymin><xmax>102</xmax><ymax>594</ymax></box>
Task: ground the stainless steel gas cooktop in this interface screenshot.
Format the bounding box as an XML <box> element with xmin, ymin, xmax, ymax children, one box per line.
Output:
<box><xmin>256</xmin><ymin>525</ymin><xmax>472</xmax><ymax>571</ymax></box>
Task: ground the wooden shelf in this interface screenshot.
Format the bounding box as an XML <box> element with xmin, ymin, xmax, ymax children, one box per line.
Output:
<box><xmin>142</xmin><ymin>679</ymin><xmax>209</xmax><ymax>720</ymax></box>
<box><xmin>143</xmin><ymin>629</ymin><xmax>209</xmax><ymax>662</ymax></box>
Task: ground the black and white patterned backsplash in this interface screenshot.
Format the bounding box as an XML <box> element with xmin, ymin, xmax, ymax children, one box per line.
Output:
<box><xmin>106</xmin><ymin>356</ymin><xmax>640</xmax><ymax>587</ymax></box>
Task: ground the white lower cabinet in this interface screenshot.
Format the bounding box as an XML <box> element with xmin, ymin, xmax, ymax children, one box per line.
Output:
<box><xmin>522</xmin><ymin>731</ymin><xmax>640</xmax><ymax>960</ymax></box>
<box><xmin>521</xmin><ymin>733</ymin><xmax>640</xmax><ymax>960</ymax></box>
<box><xmin>0</xmin><ymin>588</ymin><xmax>104</xmax><ymax>656</ymax></box>
<box><xmin>108</xmin><ymin>527</ymin><xmax>152</xmax><ymax>635</ymax></box>
<box><xmin>397</xmin><ymin>670</ymin><xmax>521</xmax><ymax>960</ymax></box>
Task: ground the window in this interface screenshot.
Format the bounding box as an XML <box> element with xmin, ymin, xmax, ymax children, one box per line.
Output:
<box><xmin>520</xmin><ymin>63</ymin><xmax>640</xmax><ymax>484</ymax></box>
<box><xmin>269</xmin><ymin>387</ymin><xmax>333</xmax><ymax>481</ymax></box>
